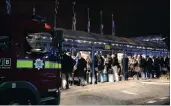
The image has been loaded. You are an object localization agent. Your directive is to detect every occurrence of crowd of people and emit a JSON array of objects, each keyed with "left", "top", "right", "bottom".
[{"left": 61, "top": 51, "right": 170, "bottom": 90}]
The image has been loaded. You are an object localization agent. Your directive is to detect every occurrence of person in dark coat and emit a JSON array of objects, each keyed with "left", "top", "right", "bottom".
[
  {"left": 94, "top": 53, "right": 99, "bottom": 84},
  {"left": 122, "top": 54, "right": 129, "bottom": 80},
  {"left": 75, "top": 52, "right": 87, "bottom": 86},
  {"left": 146, "top": 56, "right": 154, "bottom": 79},
  {"left": 112, "top": 54, "right": 119, "bottom": 82},
  {"left": 139, "top": 56, "right": 146, "bottom": 80},
  {"left": 154, "top": 56, "right": 160, "bottom": 78},
  {"left": 62, "top": 52, "right": 75, "bottom": 89},
  {"left": 107, "top": 55, "right": 113, "bottom": 72},
  {"left": 133, "top": 56, "right": 140, "bottom": 80},
  {"left": 85, "top": 55, "right": 92, "bottom": 84},
  {"left": 165, "top": 57, "right": 170, "bottom": 72},
  {"left": 105, "top": 54, "right": 112, "bottom": 82},
  {"left": 160, "top": 57, "right": 165, "bottom": 67},
  {"left": 97, "top": 54, "right": 104, "bottom": 71},
  {"left": 66, "top": 52, "right": 76, "bottom": 86},
  {"left": 97, "top": 54, "right": 104, "bottom": 82}
]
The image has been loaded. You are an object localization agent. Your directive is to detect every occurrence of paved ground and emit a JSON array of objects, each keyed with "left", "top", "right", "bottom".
[{"left": 60, "top": 79, "right": 170, "bottom": 105}]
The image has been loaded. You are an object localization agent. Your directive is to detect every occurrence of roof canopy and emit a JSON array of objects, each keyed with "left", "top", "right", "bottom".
[{"left": 55, "top": 28, "right": 167, "bottom": 49}]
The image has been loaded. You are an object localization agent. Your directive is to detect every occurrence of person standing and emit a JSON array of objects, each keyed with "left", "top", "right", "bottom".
[
  {"left": 154, "top": 56, "right": 160, "bottom": 78},
  {"left": 97, "top": 54, "right": 104, "bottom": 83},
  {"left": 112, "top": 54, "right": 119, "bottom": 82},
  {"left": 75, "top": 52, "right": 87, "bottom": 86},
  {"left": 144, "top": 56, "right": 148, "bottom": 79},
  {"left": 160, "top": 57, "right": 165, "bottom": 69},
  {"left": 139, "top": 55, "right": 146, "bottom": 80},
  {"left": 133, "top": 56, "right": 140, "bottom": 80},
  {"left": 94, "top": 53, "right": 99, "bottom": 84},
  {"left": 165, "top": 57, "right": 170, "bottom": 72},
  {"left": 146, "top": 56, "right": 153, "bottom": 79},
  {"left": 122, "top": 54, "right": 129, "bottom": 80},
  {"left": 85, "top": 55, "right": 92, "bottom": 84},
  {"left": 62, "top": 52, "right": 75, "bottom": 89},
  {"left": 104, "top": 54, "right": 112, "bottom": 82},
  {"left": 66, "top": 52, "right": 76, "bottom": 86},
  {"left": 130, "top": 56, "right": 136, "bottom": 77},
  {"left": 61, "top": 52, "right": 69, "bottom": 90}
]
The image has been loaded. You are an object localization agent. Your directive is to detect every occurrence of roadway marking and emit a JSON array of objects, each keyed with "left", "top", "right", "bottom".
[
  {"left": 159, "top": 97, "right": 168, "bottom": 100},
  {"left": 62, "top": 84, "right": 117, "bottom": 95},
  {"left": 146, "top": 97, "right": 169, "bottom": 104},
  {"left": 121, "top": 90, "right": 138, "bottom": 95},
  {"left": 146, "top": 100, "right": 157, "bottom": 103},
  {"left": 141, "top": 82, "right": 170, "bottom": 85}
]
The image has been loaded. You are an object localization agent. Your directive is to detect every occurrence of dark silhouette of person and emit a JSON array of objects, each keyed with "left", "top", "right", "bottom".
[
  {"left": 75, "top": 52, "right": 87, "bottom": 86},
  {"left": 62, "top": 52, "right": 75, "bottom": 89},
  {"left": 146, "top": 56, "right": 154, "bottom": 78}
]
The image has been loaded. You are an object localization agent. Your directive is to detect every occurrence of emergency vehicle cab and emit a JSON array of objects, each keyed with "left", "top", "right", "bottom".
[{"left": 0, "top": 14, "right": 63, "bottom": 105}]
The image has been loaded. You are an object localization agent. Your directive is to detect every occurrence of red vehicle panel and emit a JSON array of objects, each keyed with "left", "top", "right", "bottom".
[{"left": 0, "top": 15, "right": 62, "bottom": 105}]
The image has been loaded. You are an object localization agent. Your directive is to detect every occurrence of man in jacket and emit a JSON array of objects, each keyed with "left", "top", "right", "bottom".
[
  {"left": 75, "top": 52, "right": 87, "bottom": 86},
  {"left": 165, "top": 57, "right": 170, "bottom": 72},
  {"left": 112, "top": 54, "right": 119, "bottom": 82},
  {"left": 139, "top": 55, "right": 146, "bottom": 80},
  {"left": 154, "top": 56, "right": 160, "bottom": 78},
  {"left": 94, "top": 53, "right": 99, "bottom": 84},
  {"left": 122, "top": 54, "right": 129, "bottom": 80},
  {"left": 97, "top": 54, "right": 104, "bottom": 83},
  {"left": 66, "top": 52, "right": 76, "bottom": 86},
  {"left": 62, "top": 52, "right": 75, "bottom": 89},
  {"left": 146, "top": 56, "right": 153, "bottom": 79},
  {"left": 105, "top": 54, "right": 112, "bottom": 82}
]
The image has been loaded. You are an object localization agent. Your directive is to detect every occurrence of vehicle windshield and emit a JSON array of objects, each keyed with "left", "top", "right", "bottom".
[{"left": 26, "top": 32, "right": 52, "bottom": 53}]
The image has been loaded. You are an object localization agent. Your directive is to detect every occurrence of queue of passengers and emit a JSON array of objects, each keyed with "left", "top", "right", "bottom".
[{"left": 61, "top": 51, "right": 170, "bottom": 90}]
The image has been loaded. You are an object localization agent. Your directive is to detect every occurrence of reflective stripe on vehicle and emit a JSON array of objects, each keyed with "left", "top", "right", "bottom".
[
  {"left": 16, "top": 59, "right": 61, "bottom": 69},
  {"left": 45, "top": 61, "right": 61, "bottom": 69},
  {"left": 16, "top": 60, "right": 33, "bottom": 68}
]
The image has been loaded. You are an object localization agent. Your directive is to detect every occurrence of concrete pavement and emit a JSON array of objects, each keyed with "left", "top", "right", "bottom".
[{"left": 60, "top": 79, "right": 170, "bottom": 105}]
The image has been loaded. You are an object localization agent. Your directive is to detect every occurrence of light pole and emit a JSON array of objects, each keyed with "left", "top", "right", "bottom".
[{"left": 54, "top": 0, "right": 59, "bottom": 29}]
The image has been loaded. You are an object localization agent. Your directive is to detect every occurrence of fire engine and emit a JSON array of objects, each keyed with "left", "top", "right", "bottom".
[{"left": 0, "top": 14, "right": 63, "bottom": 105}]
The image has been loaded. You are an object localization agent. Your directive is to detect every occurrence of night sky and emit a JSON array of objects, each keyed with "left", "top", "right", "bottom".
[{"left": 1, "top": 0, "right": 170, "bottom": 38}]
